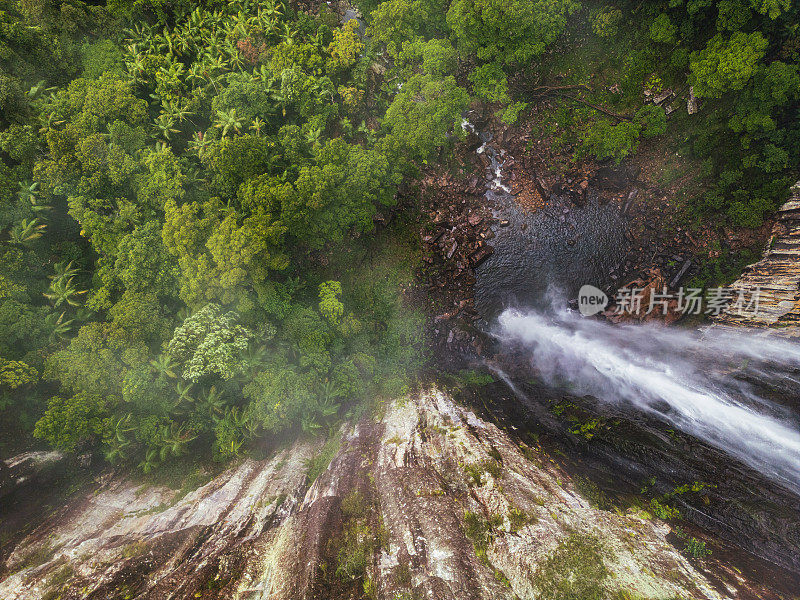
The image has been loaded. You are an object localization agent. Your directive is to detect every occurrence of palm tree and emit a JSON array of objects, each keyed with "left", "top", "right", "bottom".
[
  {"left": 105, "top": 414, "right": 134, "bottom": 463},
  {"left": 158, "top": 422, "right": 197, "bottom": 461},
  {"left": 44, "top": 311, "right": 75, "bottom": 343},
  {"left": 50, "top": 260, "right": 79, "bottom": 282},
  {"left": 195, "top": 385, "right": 225, "bottom": 421},
  {"left": 153, "top": 114, "right": 179, "bottom": 141},
  {"left": 43, "top": 277, "right": 86, "bottom": 308},
  {"left": 214, "top": 108, "right": 242, "bottom": 138},
  {"left": 125, "top": 22, "right": 155, "bottom": 47},
  {"left": 175, "top": 381, "right": 195, "bottom": 404},
  {"left": 17, "top": 181, "right": 50, "bottom": 214},
  {"left": 206, "top": 53, "right": 229, "bottom": 76},
  {"left": 9, "top": 218, "right": 46, "bottom": 245},
  {"left": 261, "top": 0, "right": 285, "bottom": 22},
  {"left": 250, "top": 117, "right": 266, "bottom": 135},
  {"left": 187, "top": 62, "right": 207, "bottom": 87},
  {"left": 189, "top": 131, "right": 212, "bottom": 157},
  {"left": 305, "top": 126, "right": 322, "bottom": 149},
  {"left": 17, "top": 181, "right": 38, "bottom": 203},
  {"left": 124, "top": 44, "right": 148, "bottom": 84},
  {"left": 157, "top": 25, "right": 179, "bottom": 57},
  {"left": 280, "top": 22, "right": 298, "bottom": 45},
  {"left": 26, "top": 80, "right": 48, "bottom": 102},
  {"left": 223, "top": 38, "right": 244, "bottom": 71},
  {"left": 162, "top": 99, "right": 194, "bottom": 124},
  {"left": 150, "top": 353, "right": 178, "bottom": 379},
  {"left": 187, "top": 7, "right": 208, "bottom": 33}
]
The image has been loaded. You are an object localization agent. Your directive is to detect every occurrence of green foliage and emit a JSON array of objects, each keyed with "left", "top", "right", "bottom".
[
  {"left": 367, "top": 0, "right": 448, "bottom": 53},
  {"left": 580, "top": 105, "right": 666, "bottom": 163},
  {"left": 593, "top": 7, "right": 623, "bottom": 38},
  {"left": 319, "top": 281, "right": 344, "bottom": 325},
  {"left": 446, "top": 0, "right": 581, "bottom": 65},
  {"left": 463, "top": 509, "right": 503, "bottom": 564},
  {"left": 382, "top": 73, "right": 469, "bottom": 162},
  {"left": 634, "top": 104, "right": 667, "bottom": 138},
  {"left": 335, "top": 489, "right": 382, "bottom": 586},
  {"left": 167, "top": 304, "right": 252, "bottom": 382},
  {"left": 0, "top": 358, "right": 38, "bottom": 390},
  {"left": 396, "top": 38, "right": 457, "bottom": 77},
  {"left": 447, "top": 0, "right": 580, "bottom": 64},
  {"left": 689, "top": 32, "right": 768, "bottom": 98},
  {"left": 532, "top": 533, "right": 609, "bottom": 600},
  {"left": 649, "top": 498, "right": 681, "bottom": 520},
  {"left": 579, "top": 119, "right": 642, "bottom": 163},
  {"left": 33, "top": 392, "right": 109, "bottom": 452},
  {"left": 674, "top": 525, "right": 713, "bottom": 557},
  {"left": 285, "top": 138, "right": 399, "bottom": 247},
  {"left": 683, "top": 536, "right": 712, "bottom": 558},
  {"left": 328, "top": 20, "right": 364, "bottom": 71},
  {"left": 649, "top": 13, "right": 676, "bottom": 44},
  {"left": 469, "top": 62, "right": 511, "bottom": 104},
  {"left": 0, "top": 0, "right": 431, "bottom": 469}
]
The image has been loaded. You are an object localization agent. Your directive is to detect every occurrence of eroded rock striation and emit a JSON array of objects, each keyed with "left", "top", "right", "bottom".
[
  {"left": 715, "top": 181, "right": 800, "bottom": 331},
  {"left": 1, "top": 389, "right": 752, "bottom": 600}
]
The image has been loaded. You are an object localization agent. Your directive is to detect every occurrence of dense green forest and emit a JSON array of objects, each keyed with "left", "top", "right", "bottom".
[{"left": 0, "top": 0, "right": 797, "bottom": 472}]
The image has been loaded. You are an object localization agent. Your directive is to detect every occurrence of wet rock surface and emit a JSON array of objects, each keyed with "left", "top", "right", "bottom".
[
  {"left": 1, "top": 389, "right": 774, "bottom": 600},
  {"left": 0, "top": 451, "right": 63, "bottom": 502}
]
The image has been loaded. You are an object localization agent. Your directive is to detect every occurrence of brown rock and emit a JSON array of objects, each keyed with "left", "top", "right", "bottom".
[{"left": 469, "top": 246, "right": 494, "bottom": 266}]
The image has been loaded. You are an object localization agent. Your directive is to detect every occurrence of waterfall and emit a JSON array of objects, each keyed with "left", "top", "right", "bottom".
[{"left": 496, "top": 307, "right": 800, "bottom": 495}]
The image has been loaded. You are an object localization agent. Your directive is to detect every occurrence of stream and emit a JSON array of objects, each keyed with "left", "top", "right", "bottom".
[
  {"left": 468, "top": 123, "right": 627, "bottom": 315},
  {"left": 463, "top": 119, "right": 800, "bottom": 579}
]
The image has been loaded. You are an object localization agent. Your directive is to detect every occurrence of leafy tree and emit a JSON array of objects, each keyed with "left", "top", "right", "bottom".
[
  {"left": 469, "top": 62, "right": 511, "bottom": 104},
  {"left": 206, "top": 134, "right": 277, "bottom": 198},
  {"left": 634, "top": 105, "right": 667, "bottom": 138},
  {"left": 0, "top": 358, "right": 38, "bottom": 390},
  {"left": 367, "top": 0, "right": 448, "bottom": 54},
  {"left": 649, "top": 13, "right": 676, "bottom": 44},
  {"left": 114, "top": 221, "right": 179, "bottom": 297},
  {"left": 162, "top": 197, "right": 228, "bottom": 307},
  {"left": 167, "top": 304, "right": 253, "bottom": 381},
  {"left": 244, "top": 366, "right": 315, "bottom": 433},
  {"left": 327, "top": 20, "right": 364, "bottom": 71},
  {"left": 396, "top": 38, "right": 457, "bottom": 77},
  {"left": 579, "top": 119, "right": 642, "bottom": 163},
  {"left": 283, "top": 138, "right": 399, "bottom": 247},
  {"left": 44, "top": 322, "right": 138, "bottom": 397},
  {"left": 212, "top": 72, "right": 277, "bottom": 126},
  {"left": 382, "top": 73, "right": 469, "bottom": 162},
  {"left": 446, "top": 0, "right": 580, "bottom": 65},
  {"left": 319, "top": 280, "right": 344, "bottom": 325},
  {"left": 689, "top": 32, "right": 769, "bottom": 97},
  {"left": 33, "top": 392, "right": 110, "bottom": 453},
  {"left": 593, "top": 6, "right": 623, "bottom": 38}
]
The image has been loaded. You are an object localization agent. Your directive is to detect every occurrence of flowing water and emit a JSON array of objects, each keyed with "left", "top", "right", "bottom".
[
  {"left": 496, "top": 306, "right": 800, "bottom": 496},
  {"left": 458, "top": 123, "right": 800, "bottom": 576},
  {"left": 463, "top": 122, "right": 800, "bottom": 498},
  {"left": 468, "top": 125, "right": 627, "bottom": 316}
]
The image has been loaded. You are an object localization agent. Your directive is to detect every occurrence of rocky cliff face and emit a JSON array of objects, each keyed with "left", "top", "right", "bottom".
[
  {"left": 0, "top": 389, "right": 774, "bottom": 600},
  {"left": 715, "top": 181, "right": 800, "bottom": 331}
]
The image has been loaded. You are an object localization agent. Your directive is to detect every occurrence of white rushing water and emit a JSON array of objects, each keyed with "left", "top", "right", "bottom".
[{"left": 497, "top": 307, "right": 800, "bottom": 494}]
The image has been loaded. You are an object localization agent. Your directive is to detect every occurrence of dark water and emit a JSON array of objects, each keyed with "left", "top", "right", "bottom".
[
  {"left": 461, "top": 125, "right": 800, "bottom": 586},
  {"left": 472, "top": 146, "right": 627, "bottom": 316}
]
